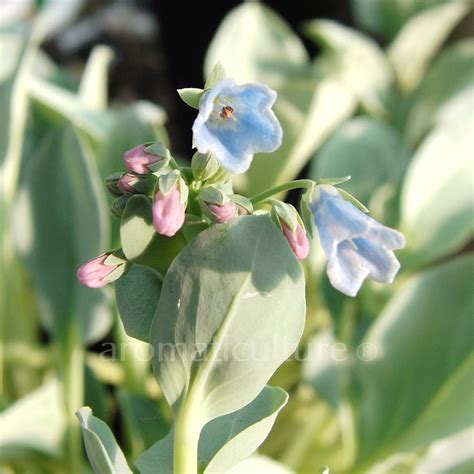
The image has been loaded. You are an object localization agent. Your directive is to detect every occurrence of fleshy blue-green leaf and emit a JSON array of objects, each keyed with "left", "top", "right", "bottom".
[
  {"left": 151, "top": 214, "right": 305, "bottom": 429},
  {"left": 135, "top": 386, "right": 288, "bottom": 474},
  {"left": 76, "top": 407, "right": 132, "bottom": 474},
  {"left": 115, "top": 263, "right": 162, "bottom": 342},
  {"left": 120, "top": 195, "right": 187, "bottom": 276},
  {"left": 387, "top": 0, "right": 471, "bottom": 92}
]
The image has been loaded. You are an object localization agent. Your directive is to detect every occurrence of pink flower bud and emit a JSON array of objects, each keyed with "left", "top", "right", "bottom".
[
  {"left": 282, "top": 222, "right": 310, "bottom": 261},
  {"left": 117, "top": 173, "right": 139, "bottom": 194},
  {"left": 207, "top": 201, "right": 238, "bottom": 223},
  {"left": 152, "top": 187, "right": 185, "bottom": 237},
  {"left": 77, "top": 253, "right": 118, "bottom": 288},
  {"left": 123, "top": 144, "right": 161, "bottom": 174}
]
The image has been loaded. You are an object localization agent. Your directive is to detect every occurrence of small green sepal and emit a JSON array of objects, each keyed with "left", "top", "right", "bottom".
[
  {"left": 177, "top": 88, "right": 205, "bottom": 109},
  {"left": 336, "top": 187, "right": 369, "bottom": 213},
  {"left": 204, "top": 62, "right": 226, "bottom": 89}
]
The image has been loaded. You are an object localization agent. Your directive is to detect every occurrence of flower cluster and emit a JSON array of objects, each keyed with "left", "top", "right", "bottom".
[{"left": 78, "top": 68, "right": 405, "bottom": 297}]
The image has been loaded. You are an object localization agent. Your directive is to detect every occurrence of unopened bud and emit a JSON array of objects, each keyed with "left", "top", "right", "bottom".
[
  {"left": 191, "top": 152, "right": 220, "bottom": 181},
  {"left": 281, "top": 221, "right": 310, "bottom": 260},
  {"left": 118, "top": 173, "right": 139, "bottom": 194},
  {"left": 77, "top": 251, "right": 127, "bottom": 288},
  {"left": 152, "top": 187, "right": 186, "bottom": 237},
  {"left": 206, "top": 201, "right": 238, "bottom": 223},
  {"left": 123, "top": 144, "right": 161, "bottom": 174}
]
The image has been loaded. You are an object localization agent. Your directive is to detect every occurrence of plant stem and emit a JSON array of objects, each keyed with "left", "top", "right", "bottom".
[
  {"left": 173, "top": 397, "right": 200, "bottom": 474},
  {"left": 61, "top": 321, "right": 84, "bottom": 474},
  {"left": 250, "top": 179, "right": 315, "bottom": 204}
]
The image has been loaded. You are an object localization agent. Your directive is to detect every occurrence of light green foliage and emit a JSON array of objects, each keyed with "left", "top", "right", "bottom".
[
  {"left": 0, "top": 380, "right": 65, "bottom": 461},
  {"left": 399, "top": 39, "right": 474, "bottom": 145},
  {"left": 313, "top": 117, "right": 411, "bottom": 206},
  {"left": 387, "top": 1, "right": 471, "bottom": 92},
  {"left": 401, "top": 119, "right": 473, "bottom": 267},
  {"left": 305, "top": 20, "right": 393, "bottom": 117},
  {"left": 305, "top": 256, "right": 474, "bottom": 469},
  {"left": 76, "top": 407, "right": 132, "bottom": 474},
  {"left": 353, "top": 255, "right": 474, "bottom": 466},
  {"left": 204, "top": 2, "right": 307, "bottom": 84},
  {"left": 12, "top": 126, "right": 112, "bottom": 343},
  {"left": 352, "top": 0, "right": 453, "bottom": 40}
]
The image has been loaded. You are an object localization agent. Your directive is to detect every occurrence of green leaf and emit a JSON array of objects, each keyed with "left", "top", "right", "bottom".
[
  {"left": 12, "top": 126, "right": 113, "bottom": 343},
  {"left": 115, "top": 263, "right": 162, "bottom": 342},
  {"left": 28, "top": 75, "right": 112, "bottom": 140},
  {"left": 414, "top": 428, "right": 474, "bottom": 474},
  {"left": 150, "top": 214, "right": 305, "bottom": 426},
  {"left": 204, "top": 62, "right": 226, "bottom": 89},
  {"left": 0, "top": 26, "right": 29, "bottom": 165},
  {"left": 235, "top": 77, "right": 355, "bottom": 195},
  {"left": 312, "top": 117, "right": 411, "bottom": 205},
  {"left": 227, "top": 455, "right": 294, "bottom": 474},
  {"left": 202, "top": 386, "right": 288, "bottom": 473},
  {"left": 204, "top": 2, "right": 307, "bottom": 84},
  {"left": 303, "top": 329, "right": 348, "bottom": 409},
  {"left": 79, "top": 45, "right": 114, "bottom": 110},
  {"left": 352, "top": 0, "right": 452, "bottom": 40},
  {"left": 118, "top": 391, "right": 170, "bottom": 457},
  {"left": 177, "top": 87, "right": 204, "bottom": 109},
  {"left": 400, "top": 119, "right": 473, "bottom": 267},
  {"left": 0, "top": 380, "right": 65, "bottom": 461},
  {"left": 350, "top": 256, "right": 474, "bottom": 467},
  {"left": 84, "top": 362, "right": 109, "bottom": 423},
  {"left": 135, "top": 386, "right": 288, "bottom": 474},
  {"left": 399, "top": 39, "right": 474, "bottom": 145},
  {"left": 387, "top": 1, "right": 471, "bottom": 92},
  {"left": 120, "top": 195, "right": 187, "bottom": 276},
  {"left": 76, "top": 407, "right": 132, "bottom": 474},
  {"left": 304, "top": 20, "right": 393, "bottom": 117}
]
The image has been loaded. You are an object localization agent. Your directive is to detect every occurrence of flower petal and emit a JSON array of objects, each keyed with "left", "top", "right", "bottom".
[
  {"left": 192, "top": 79, "right": 282, "bottom": 174},
  {"left": 327, "top": 241, "right": 370, "bottom": 297},
  {"left": 352, "top": 237, "right": 401, "bottom": 283}
]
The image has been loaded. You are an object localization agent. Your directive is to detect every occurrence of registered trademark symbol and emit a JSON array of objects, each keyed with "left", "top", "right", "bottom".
[{"left": 357, "top": 343, "right": 378, "bottom": 361}]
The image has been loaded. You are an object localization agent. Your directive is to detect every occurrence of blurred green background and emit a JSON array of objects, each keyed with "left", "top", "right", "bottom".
[{"left": 0, "top": 1, "right": 473, "bottom": 473}]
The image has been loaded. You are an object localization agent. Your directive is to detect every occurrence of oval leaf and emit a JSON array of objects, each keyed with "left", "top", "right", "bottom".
[{"left": 76, "top": 407, "right": 132, "bottom": 474}]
